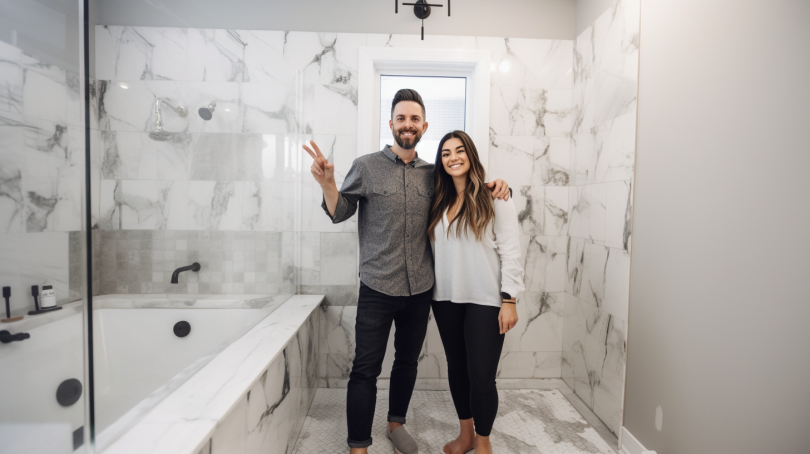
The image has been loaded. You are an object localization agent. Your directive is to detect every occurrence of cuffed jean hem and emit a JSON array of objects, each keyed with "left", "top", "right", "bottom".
[
  {"left": 347, "top": 437, "right": 372, "bottom": 448},
  {"left": 387, "top": 413, "right": 407, "bottom": 424}
]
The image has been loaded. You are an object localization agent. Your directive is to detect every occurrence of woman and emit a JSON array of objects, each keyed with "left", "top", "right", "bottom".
[{"left": 428, "top": 130, "right": 525, "bottom": 454}]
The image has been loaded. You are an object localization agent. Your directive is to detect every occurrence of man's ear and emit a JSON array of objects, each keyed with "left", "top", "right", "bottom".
[
  {"left": 422, "top": 120, "right": 429, "bottom": 133},
  {"left": 389, "top": 119, "right": 394, "bottom": 131}
]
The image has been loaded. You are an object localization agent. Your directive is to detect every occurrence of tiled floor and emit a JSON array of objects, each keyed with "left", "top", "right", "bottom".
[{"left": 292, "top": 388, "right": 616, "bottom": 453}]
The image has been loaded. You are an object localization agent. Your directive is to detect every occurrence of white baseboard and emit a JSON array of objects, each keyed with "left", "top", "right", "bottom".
[{"left": 621, "top": 426, "right": 656, "bottom": 454}]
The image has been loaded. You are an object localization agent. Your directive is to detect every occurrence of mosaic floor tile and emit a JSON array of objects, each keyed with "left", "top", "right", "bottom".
[{"left": 292, "top": 389, "right": 616, "bottom": 453}]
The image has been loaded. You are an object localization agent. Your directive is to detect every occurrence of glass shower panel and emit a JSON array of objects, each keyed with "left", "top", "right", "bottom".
[{"left": 0, "top": 0, "right": 93, "bottom": 453}]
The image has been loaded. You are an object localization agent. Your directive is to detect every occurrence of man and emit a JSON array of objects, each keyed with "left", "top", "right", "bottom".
[{"left": 303, "top": 89, "right": 509, "bottom": 454}]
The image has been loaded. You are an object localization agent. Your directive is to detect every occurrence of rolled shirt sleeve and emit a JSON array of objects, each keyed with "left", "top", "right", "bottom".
[
  {"left": 493, "top": 198, "right": 526, "bottom": 298},
  {"left": 321, "top": 159, "right": 367, "bottom": 223}
]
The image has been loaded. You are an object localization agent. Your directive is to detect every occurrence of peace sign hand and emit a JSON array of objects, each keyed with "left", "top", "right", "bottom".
[{"left": 303, "top": 141, "right": 335, "bottom": 187}]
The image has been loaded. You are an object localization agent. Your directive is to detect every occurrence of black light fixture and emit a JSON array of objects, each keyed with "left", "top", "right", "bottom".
[{"left": 395, "top": 0, "right": 451, "bottom": 40}]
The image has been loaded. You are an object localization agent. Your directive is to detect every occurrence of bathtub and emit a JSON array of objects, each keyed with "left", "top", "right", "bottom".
[{"left": 0, "top": 293, "right": 319, "bottom": 454}]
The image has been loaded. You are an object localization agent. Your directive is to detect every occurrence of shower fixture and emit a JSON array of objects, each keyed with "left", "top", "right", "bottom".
[
  {"left": 198, "top": 102, "right": 217, "bottom": 121},
  {"left": 149, "top": 98, "right": 187, "bottom": 141},
  {"left": 395, "top": 0, "right": 450, "bottom": 40}
]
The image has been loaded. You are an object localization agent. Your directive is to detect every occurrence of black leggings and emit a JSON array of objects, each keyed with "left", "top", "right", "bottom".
[{"left": 431, "top": 300, "right": 505, "bottom": 437}]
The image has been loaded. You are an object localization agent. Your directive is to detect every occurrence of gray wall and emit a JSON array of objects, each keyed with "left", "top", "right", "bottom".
[
  {"left": 624, "top": 1, "right": 810, "bottom": 453},
  {"left": 97, "top": 0, "right": 576, "bottom": 40},
  {"left": 574, "top": 0, "right": 614, "bottom": 35}
]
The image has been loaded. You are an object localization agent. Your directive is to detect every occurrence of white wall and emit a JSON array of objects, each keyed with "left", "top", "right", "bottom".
[
  {"left": 624, "top": 1, "right": 810, "bottom": 452},
  {"left": 97, "top": 0, "right": 576, "bottom": 40}
]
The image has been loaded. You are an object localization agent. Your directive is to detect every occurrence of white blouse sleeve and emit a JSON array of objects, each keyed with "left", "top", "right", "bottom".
[{"left": 492, "top": 198, "right": 525, "bottom": 298}]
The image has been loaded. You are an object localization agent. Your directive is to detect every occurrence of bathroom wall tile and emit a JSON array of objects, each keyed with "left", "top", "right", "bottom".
[
  {"left": 605, "top": 179, "right": 632, "bottom": 250},
  {"left": 0, "top": 41, "right": 24, "bottom": 115},
  {"left": 188, "top": 29, "right": 248, "bottom": 82},
  {"left": 512, "top": 292, "right": 564, "bottom": 354},
  {"left": 568, "top": 184, "right": 590, "bottom": 240},
  {"left": 593, "top": 111, "right": 636, "bottom": 184},
  {"left": 313, "top": 84, "right": 357, "bottom": 135},
  {"left": 300, "top": 181, "right": 357, "bottom": 233},
  {"left": 523, "top": 236, "right": 568, "bottom": 294},
  {"left": 531, "top": 136, "right": 570, "bottom": 186},
  {"left": 319, "top": 306, "right": 356, "bottom": 378},
  {"left": 488, "top": 134, "right": 534, "bottom": 187},
  {"left": 0, "top": 115, "right": 26, "bottom": 234},
  {"left": 22, "top": 58, "right": 67, "bottom": 125},
  {"left": 238, "top": 30, "right": 297, "bottom": 85},
  {"left": 100, "top": 131, "right": 158, "bottom": 179},
  {"left": 565, "top": 236, "right": 586, "bottom": 297},
  {"left": 544, "top": 186, "right": 569, "bottom": 237},
  {"left": 189, "top": 133, "right": 264, "bottom": 181},
  {"left": 183, "top": 81, "right": 242, "bottom": 133},
  {"left": 581, "top": 242, "right": 609, "bottom": 308},
  {"left": 589, "top": 183, "right": 607, "bottom": 244},
  {"left": 187, "top": 181, "right": 243, "bottom": 230},
  {"left": 602, "top": 247, "right": 630, "bottom": 321},
  {"left": 241, "top": 82, "right": 304, "bottom": 134},
  {"left": 319, "top": 233, "right": 357, "bottom": 286},
  {"left": 513, "top": 185, "right": 544, "bottom": 236},
  {"left": 95, "top": 26, "right": 189, "bottom": 82}
]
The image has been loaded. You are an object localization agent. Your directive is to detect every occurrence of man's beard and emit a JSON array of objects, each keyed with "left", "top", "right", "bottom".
[{"left": 394, "top": 128, "right": 423, "bottom": 150}]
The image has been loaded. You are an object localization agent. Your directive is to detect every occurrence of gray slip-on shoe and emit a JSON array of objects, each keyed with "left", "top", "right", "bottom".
[{"left": 387, "top": 426, "right": 419, "bottom": 454}]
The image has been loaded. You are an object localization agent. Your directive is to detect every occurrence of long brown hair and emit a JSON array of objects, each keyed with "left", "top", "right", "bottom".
[{"left": 428, "top": 130, "right": 495, "bottom": 241}]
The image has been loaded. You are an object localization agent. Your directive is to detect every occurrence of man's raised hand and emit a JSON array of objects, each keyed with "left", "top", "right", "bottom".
[{"left": 303, "top": 141, "right": 335, "bottom": 187}]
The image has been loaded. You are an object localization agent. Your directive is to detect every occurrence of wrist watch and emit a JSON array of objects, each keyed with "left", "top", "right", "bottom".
[{"left": 501, "top": 292, "right": 516, "bottom": 304}]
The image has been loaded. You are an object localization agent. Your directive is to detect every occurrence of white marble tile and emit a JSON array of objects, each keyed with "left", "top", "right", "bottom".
[
  {"left": 589, "top": 183, "right": 607, "bottom": 244},
  {"left": 21, "top": 58, "right": 67, "bottom": 125},
  {"left": 187, "top": 181, "right": 243, "bottom": 230},
  {"left": 238, "top": 30, "right": 298, "bottom": 85},
  {"left": 484, "top": 38, "right": 574, "bottom": 90},
  {"left": 0, "top": 141, "right": 24, "bottom": 233},
  {"left": 514, "top": 185, "right": 544, "bottom": 236},
  {"left": 298, "top": 232, "right": 320, "bottom": 285},
  {"left": 568, "top": 184, "right": 590, "bottom": 240},
  {"left": 487, "top": 134, "right": 534, "bottom": 186},
  {"left": 183, "top": 82, "right": 242, "bottom": 133},
  {"left": 210, "top": 394, "right": 247, "bottom": 454},
  {"left": 544, "top": 186, "right": 569, "bottom": 236},
  {"left": 189, "top": 133, "right": 263, "bottom": 181},
  {"left": 241, "top": 82, "right": 303, "bottom": 134},
  {"left": 100, "top": 131, "right": 157, "bottom": 179},
  {"left": 515, "top": 291, "right": 564, "bottom": 354},
  {"left": 531, "top": 136, "right": 570, "bottom": 186},
  {"left": 605, "top": 180, "right": 632, "bottom": 250},
  {"left": 0, "top": 41, "right": 24, "bottom": 115},
  {"left": 593, "top": 111, "right": 636, "bottom": 184},
  {"left": 311, "top": 134, "right": 357, "bottom": 185},
  {"left": 319, "top": 306, "right": 356, "bottom": 378},
  {"left": 319, "top": 232, "right": 357, "bottom": 286},
  {"left": 581, "top": 242, "right": 609, "bottom": 308},
  {"left": 96, "top": 26, "right": 189, "bottom": 81},
  {"left": 523, "top": 236, "right": 568, "bottom": 294},
  {"left": 602, "top": 248, "right": 630, "bottom": 321},
  {"left": 313, "top": 84, "right": 357, "bottom": 135},
  {"left": 300, "top": 181, "right": 357, "bottom": 233},
  {"left": 188, "top": 29, "right": 248, "bottom": 82},
  {"left": 565, "top": 237, "right": 586, "bottom": 297}
]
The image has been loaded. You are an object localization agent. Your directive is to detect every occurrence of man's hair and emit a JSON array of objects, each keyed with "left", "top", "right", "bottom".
[{"left": 391, "top": 88, "right": 426, "bottom": 119}]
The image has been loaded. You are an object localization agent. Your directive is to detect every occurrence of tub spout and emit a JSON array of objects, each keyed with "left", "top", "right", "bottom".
[{"left": 171, "top": 262, "right": 201, "bottom": 284}]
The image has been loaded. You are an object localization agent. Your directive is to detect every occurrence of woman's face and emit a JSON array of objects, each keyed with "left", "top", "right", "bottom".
[{"left": 441, "top": 137, "right": 470, "bottom": 178}]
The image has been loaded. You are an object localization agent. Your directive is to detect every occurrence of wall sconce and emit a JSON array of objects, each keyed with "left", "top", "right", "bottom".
[{"left": 395, "top": 0, "right": 451, "bottom": 40}]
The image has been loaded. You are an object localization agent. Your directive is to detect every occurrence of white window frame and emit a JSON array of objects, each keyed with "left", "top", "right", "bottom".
[{"left": 357, "top": 47, "right": 491, "bottom": 169}]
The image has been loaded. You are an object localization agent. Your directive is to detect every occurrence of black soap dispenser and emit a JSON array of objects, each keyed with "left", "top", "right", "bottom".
[{"left": 27, "top": 285, "right": 61, "bottom": 315}]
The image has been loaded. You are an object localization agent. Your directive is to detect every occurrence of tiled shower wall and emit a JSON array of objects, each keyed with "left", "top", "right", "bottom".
[
  {"left": 0, "top": 40, "right": 85, "bottom": 316},
  {"left": 92, "top": 27, "right": 575, "bottom": 387},
  {"left": 563, "top": 0, "right": 640, "bottom": 436}
]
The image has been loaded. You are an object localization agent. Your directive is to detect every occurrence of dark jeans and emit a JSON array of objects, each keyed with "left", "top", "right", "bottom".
[
  {"left": 431, "top": 300, "right": 505, "bottom": 437},
  {"left": 346, "top": 282, "right": 432, "bottom": 448}
]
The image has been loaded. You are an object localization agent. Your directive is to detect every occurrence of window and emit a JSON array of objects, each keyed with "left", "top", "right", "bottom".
[{"left": 378, "top": 75, "right": 467, "bottom": 156}]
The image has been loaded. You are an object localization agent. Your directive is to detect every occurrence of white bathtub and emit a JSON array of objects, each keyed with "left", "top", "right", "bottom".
[
  {"left": 0, "top": 293, "right": 293, "bottom": 454},
  {"left": 92, "top": 294, "right": 291, "bottom": 450}
]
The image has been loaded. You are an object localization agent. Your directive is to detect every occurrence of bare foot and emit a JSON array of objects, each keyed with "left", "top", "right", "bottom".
[
  {"left": 443, "top": 435, "right": 475, "bottom": 454},
  {"left": 443, "top": 419, "right": 476, "bottom": 454},
  {"left": 474, "top": 434, "right": 493, "bottom": 454}
]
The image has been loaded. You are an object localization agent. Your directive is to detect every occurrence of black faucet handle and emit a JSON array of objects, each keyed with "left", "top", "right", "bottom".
[
  {"left": 31, "top": 285, "right": 38, "bottom": 297},
  {"left": 2, "top": 287, "right": 9, "bottom": 298},
  {"left": 0, "top": 330, "right": 31, "bottom": 344},
  {"left": 191, "top": 262, "right": 201, "bottom": 271}
]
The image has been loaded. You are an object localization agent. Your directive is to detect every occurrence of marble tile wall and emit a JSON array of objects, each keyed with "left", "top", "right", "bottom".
[
  {"left": 562, "top": 0, "right": 640, "bottom": 437},
  {"left": 93, "top": 26, "right": 578, "bottom": 387},
  {"left": 0, "top": 39, "right": 86, "bottom": 316},
  {"left": 194, "top": 307, "right": 319, "bottom": 454}
]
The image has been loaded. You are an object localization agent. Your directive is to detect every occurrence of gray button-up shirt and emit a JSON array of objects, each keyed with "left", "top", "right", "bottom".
[{"left": 322, "top": 146, "right": 435, "bottom": 296}]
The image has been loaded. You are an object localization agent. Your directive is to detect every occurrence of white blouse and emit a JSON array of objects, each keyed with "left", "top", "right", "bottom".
[{"left": 430, "top": 198, "right": 525, "bottom": 308}]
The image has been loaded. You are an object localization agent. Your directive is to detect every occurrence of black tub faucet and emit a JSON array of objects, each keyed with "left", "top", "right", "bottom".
[{"left": 171, "top": 262, "right": 201, "bottom": 284}]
